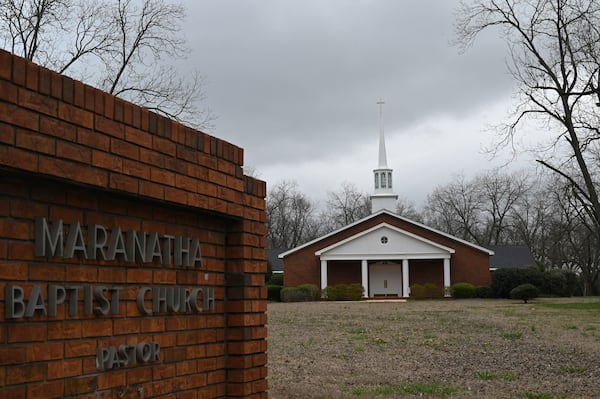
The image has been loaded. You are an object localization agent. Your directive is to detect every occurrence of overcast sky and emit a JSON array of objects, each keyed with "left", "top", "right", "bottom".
[{"left": 181, "top": 1, "right": 536, "bottom": 208}]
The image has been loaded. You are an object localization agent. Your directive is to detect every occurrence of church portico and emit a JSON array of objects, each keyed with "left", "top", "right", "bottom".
[
  {"left": 316, "top": 223, "right": 455, "bottom": 298},
  {"left": 319, "top": 255, "right": 452, "bottom": 298}
]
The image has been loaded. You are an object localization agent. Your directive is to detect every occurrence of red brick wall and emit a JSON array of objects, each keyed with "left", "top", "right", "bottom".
[
  {"left": 327, "top": 261, "right": 361, "bottom": 285},
  {"left": 0, "top": 50, "right": 267, "bottom": 398},
  {"left": 284, "top": 249, "right": 321, "bottom": 289},
  {"left": 409, "top": 260, "right": 444, "bottom": 296},
  {"left": 284, "top": 213, "right": 491, "bottom": 291}
]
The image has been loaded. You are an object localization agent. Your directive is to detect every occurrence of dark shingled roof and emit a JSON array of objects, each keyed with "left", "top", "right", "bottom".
[
  {"left": 487, "top": 245, "right": 535, "bottom": 269},
  {"left": 267, "top": 248, "right": 286, "bottom": 273}
]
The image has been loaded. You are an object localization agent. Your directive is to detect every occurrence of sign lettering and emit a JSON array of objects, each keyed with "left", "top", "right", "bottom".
[
  {"left": 35, "top": 218, "right": 203, "bottom": 267},
  {"left": 5, "top": 284, "right": 215, "bottom": 319}
]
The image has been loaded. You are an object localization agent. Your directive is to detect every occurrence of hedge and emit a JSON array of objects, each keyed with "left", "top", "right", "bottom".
[
  {"left": 410, "top": 283, "right": 439, "bottom": 299},
  {"left": 492, "top": 267, "right": 577, "bottom": 298},
  {"left": 424, "top": 283, "right": 439, "bottom": 298},
  {"left": 492, "top": 267, "right": 543, "bottom": 298},
  {"left": 281, "top": 284, "right": 320, "bottom": 302},
  {"left": 323, "top": 283, "right": 364, "bottom": 301},
  {"left": 541, "top": 269, "right": 578, "bottom": 297},
  {"left": 452, "top": 282, "right": 477, "bottom": 299},
  {"left": 267, "top": 285, "right": 283, "bottom": 301},
  {"left": 476, "top": 286, "right": 493, "bottom": 298}
]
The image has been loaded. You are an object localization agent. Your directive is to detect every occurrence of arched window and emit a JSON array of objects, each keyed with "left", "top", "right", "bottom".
[
  {"left": 388, "top": 172, "right": 392, "bottom": 188},
  {"left": 381, "top": 172, "right": 386, "bottom": 188},
  {"left": 374, "top": 173, "right": 379, "bottom": 189}
]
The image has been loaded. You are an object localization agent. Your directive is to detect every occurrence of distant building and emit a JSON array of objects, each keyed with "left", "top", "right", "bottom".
[
  {"left": 487, "top": 245, "right": 535, "bottom": 271},
  {"left": 267, "top": 248, "right": 285, "bottom": 274},
  {"left": 279, "top": 102, "right": 493, "bottom": 298}
]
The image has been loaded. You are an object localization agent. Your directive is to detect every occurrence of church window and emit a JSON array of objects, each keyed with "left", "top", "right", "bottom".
[
  {"left": 381, "top": 172, "right": 386, "bottom": 188},
  {"left": 388, "top": 172, "right": 392, "bottom": 188},
  {"left": 380, "top": 236, "right": 388, "bottom": 244},
  {"left": 375, "top": 173, "right": 379, "bottom": 189}
]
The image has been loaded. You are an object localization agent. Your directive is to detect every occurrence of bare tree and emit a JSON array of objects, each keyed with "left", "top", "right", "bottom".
[
  {"left": 424, "top": 171, "right": 531, "bottom": 246},
  {"left": 323, "top": 182, "right": 371, "bottom": 230},
  {"left": 455, "top": 0, "right": 600, "bottom": 245},
  {"left": 0, "top": 0, "right": 213, "bottom": 130},
  {"left": 565, "top": 223, "right": 600, "bottom": 295},
  {"left": 476, "top": 170, "right": 531, "bottom": 245},
  {"left": 510, "top": 177, "right": 559, "bottom": 268},
  {"left": 396, "top": 197, "right": 423, "bottom": 222},
  {"left": 424, "top": 174, "right": 483, "bottom": 244},
  {"left": 507, "top": 169, "right": 600, "bottom": 293},
  {"left": 0, "top": 0, "right": 68, "bottom": 61},
  {"left": 266, "top": 181, "right": 320, "bottom": 249},
  {"left": 549, "top": 176, "right": 600, "bottom": 294}
]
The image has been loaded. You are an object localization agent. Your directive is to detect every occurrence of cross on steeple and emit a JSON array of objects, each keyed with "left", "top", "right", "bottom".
[{"left": 370, "top": 99, "right": 398, "bottom": 213}]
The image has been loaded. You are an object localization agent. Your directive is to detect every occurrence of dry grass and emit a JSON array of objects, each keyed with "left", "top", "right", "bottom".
[{"left": 266, "top": 298, "right": 600, "bottom": 399}]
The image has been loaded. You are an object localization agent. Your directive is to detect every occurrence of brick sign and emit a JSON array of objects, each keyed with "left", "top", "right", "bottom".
[{"left": 0, "top": 50, "right": 268, "bottom": 398}]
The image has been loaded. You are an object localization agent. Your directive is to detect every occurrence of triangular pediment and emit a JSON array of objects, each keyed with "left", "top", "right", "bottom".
[
  {"left": 279, "top": 210, "right": 493, "bottom": 260},
  {"left": 315, "top": 223, "right": 454, "bottom": 260}
]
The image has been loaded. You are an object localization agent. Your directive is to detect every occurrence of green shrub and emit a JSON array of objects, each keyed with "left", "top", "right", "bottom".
[
  {"left": 541, "top": 269, "right": 565, "bottom": 297},
  {"left": 281, "top": 284, "right": 320, "bottom": 302},
  {"left": 323, "top": 283, "right": 364, "bottom": 301},
  {"left": 563, "top": 270, "right": 580, "bottom": 296},
  {"left": 541, "top": 269, "right": 577, "bottom": 297},
  {"left": 409, "top": 284, "right": 426, "bottom": 299},
  {"left": 280, "top": 287, "right": 311, "bottom": 302},
  {"left": 476, "top": 286, "right": 493, "bottom": 298},
  {"left": 452, "top": 282, "right": 477, "bottom": 299},
  {"left": 408, "top": 283, "right": 440, "bottom": 299},
  {"left": 268, "top": 273, "right": 284, "bottom": 286},
  {"left": 492, "top": 267, "right": 543, "bottom": 298},
  {"left": 296, "top": 284, "right": 320, "bottom": 300},
  {"left": 267, "top": 285, "right": 283, "bottom": 301},
  {"left": 424, "top": 283, "right": 439, "bottom": 298},
  {"left": 510, "top": 283, "right": 539, "bottom": 303},
  {"left": 493, "top": 267, "right": 578, "bottom": 298}
]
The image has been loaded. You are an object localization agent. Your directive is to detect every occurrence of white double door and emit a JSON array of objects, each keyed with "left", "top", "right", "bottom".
[{"left": 369, "top": 262, "right": 403, "bottom": 296}]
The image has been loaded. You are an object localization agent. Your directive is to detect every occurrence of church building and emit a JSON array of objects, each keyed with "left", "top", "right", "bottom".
[{"left": 279, "top": 103, "right": 493, "bottom": 298}]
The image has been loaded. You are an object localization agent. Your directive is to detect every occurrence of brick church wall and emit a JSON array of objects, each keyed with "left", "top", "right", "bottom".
[
  {"left": 0, "top": 50, "right": 268, "bottom": 399},
  {"left": 284, "top": 212, "right": 491, "bottom": 291},
  {"left": 409, "top": 260, "right": 445, "bottom": 295},
  {"left": 327, "top": 261, "right": 361, "bottom": 285}
]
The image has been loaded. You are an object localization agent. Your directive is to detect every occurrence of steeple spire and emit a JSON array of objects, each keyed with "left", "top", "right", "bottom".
[
  {"left": 377, "top": 99, "right": 388, "bottom": 168},
  {"left": 370, "top": 99, "right": 398, "bottom": 213}
]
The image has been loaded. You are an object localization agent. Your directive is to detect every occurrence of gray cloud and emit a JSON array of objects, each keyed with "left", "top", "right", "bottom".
[{"left": 180, "top": 0, "right": 520, "bottom": 204}]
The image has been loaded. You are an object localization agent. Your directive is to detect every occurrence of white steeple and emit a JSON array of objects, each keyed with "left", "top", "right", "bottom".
[
  {"left": 378, "top": 100, "right": 388, "bottom": 169},
  {"left": 370, "top": 99, "right": 398, "bottom": 213}
]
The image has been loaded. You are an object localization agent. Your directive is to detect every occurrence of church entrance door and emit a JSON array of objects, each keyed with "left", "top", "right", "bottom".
[{"left": 369, "top": 262, "right": 402, "bottom": 297}]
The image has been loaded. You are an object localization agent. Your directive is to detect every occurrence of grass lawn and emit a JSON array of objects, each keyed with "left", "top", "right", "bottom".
[{"left": 266, "top": 298, "right": 600, "bottom": 398}]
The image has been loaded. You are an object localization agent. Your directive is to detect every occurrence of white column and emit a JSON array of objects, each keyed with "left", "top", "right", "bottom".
[
  {"left": 361, "top": 259, "right": 369, "bottom": 298},
  {"left": 402, "top": 259, "right": 409, "bottom": 297},
  {"left": 443, "top": 258, "right": 451, "bottom": 297},
  {"left": 320, "top": 259, "right": 328, "bottom": 290}
]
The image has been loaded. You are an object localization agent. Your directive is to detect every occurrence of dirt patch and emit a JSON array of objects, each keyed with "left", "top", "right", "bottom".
[{"left": 266, "top": 298, "right": 600, "bottom": 398}]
